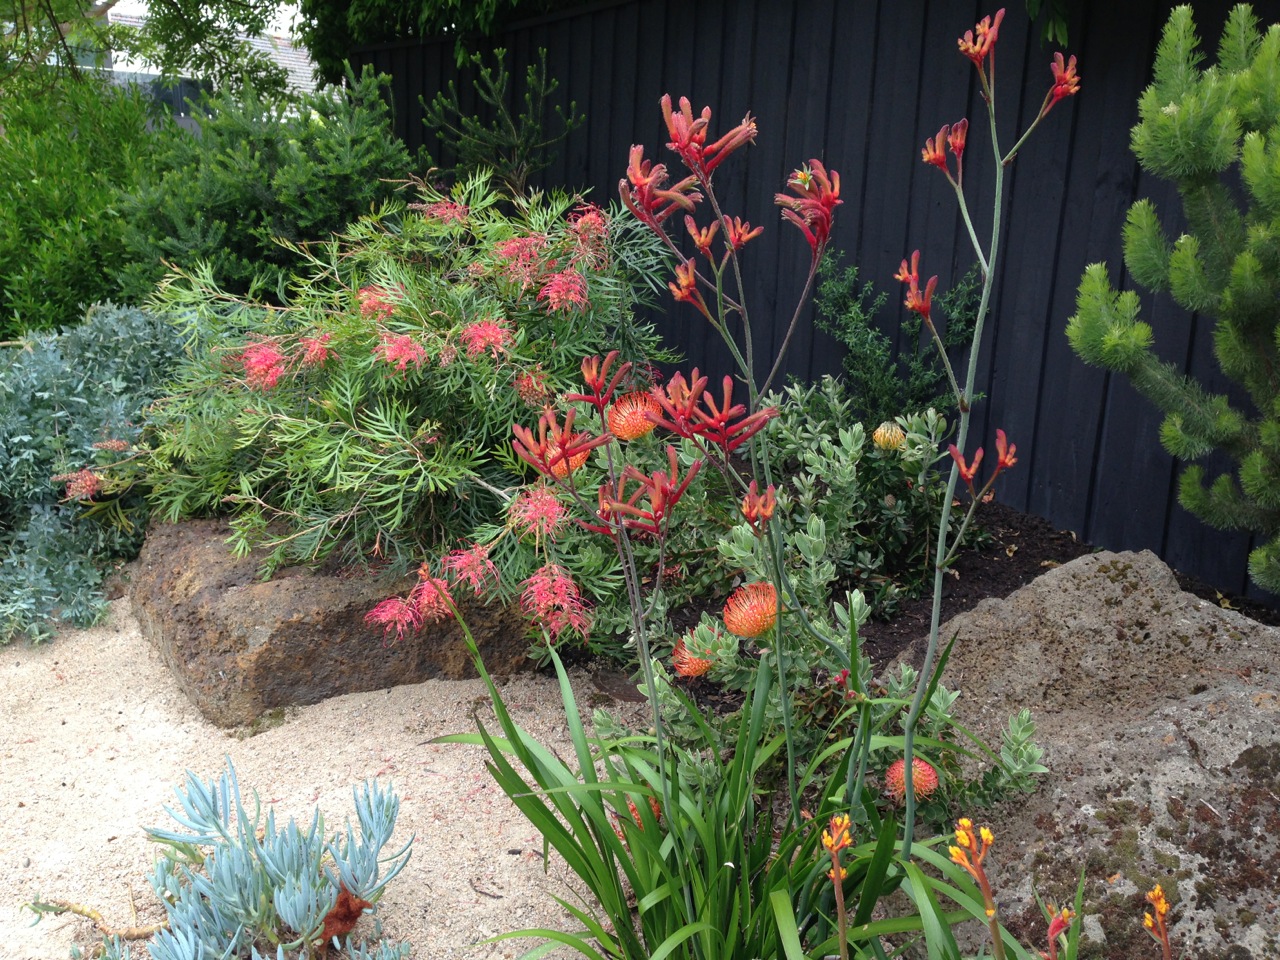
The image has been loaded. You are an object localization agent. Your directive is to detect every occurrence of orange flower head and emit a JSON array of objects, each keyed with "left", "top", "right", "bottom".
[
  {"left": 922, "top": 124, "right": 950, "bottom": 171},
  {"left": 1048, "top": 52, "right": 1081, "bottom": 107},
  {"left": 740, "top": 480, "right": 777, "bottom": 532},
  {"left": 548, "top": 436, "right": 592, "bottom": 478},
  {"left": 723, "top": 582, "right": 778, "bottom": 638},
  {"left": 958, "top": 8, "right": 1006, "bottom": 70},
  {"left": 822, "top": 814, "right": 852, "bottom": 854},
  {"left": 608, "top": 392, "right": 661, "bottom": 441},
  {"left": 672, "top": 636, "right": 715, "bottom": 678},
  {"left": 884, "top": 757, "right": 940, "bottom": 802},
  {"left": 947, "top": 118, "right": 969, "bottom": 159}
]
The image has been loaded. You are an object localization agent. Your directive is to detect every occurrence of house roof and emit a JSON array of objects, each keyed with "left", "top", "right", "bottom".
[{"left": 107, "top": 11, "right": 317, "bottom": 93}]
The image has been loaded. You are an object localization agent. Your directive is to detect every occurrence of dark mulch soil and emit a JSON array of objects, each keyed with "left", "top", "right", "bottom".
[{"left": 858, "top": 500, "right": 1280, "bottom": 667}]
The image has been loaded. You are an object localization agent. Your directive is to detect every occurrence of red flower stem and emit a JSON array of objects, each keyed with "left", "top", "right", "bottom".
[
  {"left": 903, "top": 72, "right": 1006, "bottom": 860},
  {"left": 758, "top": 251, "right": 821, "bottom": 398}
]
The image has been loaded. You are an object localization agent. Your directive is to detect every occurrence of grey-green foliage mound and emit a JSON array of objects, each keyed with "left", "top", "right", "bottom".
[{"left": 0, "top": 303, "right": 184, "bottom": 642}]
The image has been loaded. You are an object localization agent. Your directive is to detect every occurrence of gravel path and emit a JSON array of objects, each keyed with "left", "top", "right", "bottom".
[{"left": 1, "top": 599, "right": 630, "bottom": 959}]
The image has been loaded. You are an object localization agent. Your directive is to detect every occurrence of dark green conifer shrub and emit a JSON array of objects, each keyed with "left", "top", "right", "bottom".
[
  {"left": 117, "top": 67, "right": 415, "bottom": 302},
  {"left": 1066, "top": 4, "right": 1280, "bottom": 593}
]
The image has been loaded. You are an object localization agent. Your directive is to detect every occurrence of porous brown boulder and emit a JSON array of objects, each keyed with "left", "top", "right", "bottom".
[
  {"left": 916, "top": 550, "right": 1280, "bottom": 958},
  {"left": 128, "top": 520, "right": 531, "bottom": 728}
]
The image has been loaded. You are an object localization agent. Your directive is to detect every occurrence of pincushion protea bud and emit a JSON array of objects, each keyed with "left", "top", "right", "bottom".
[
  {"left": 884, "top": 757, "right": 939, "bottom": 802},
  {"left": 607, "top": 392, "right": 660, "bottom": 440},
  {"left": 873, "top": 421, "right": 906, "bottom": 451},
  {"left": 723, "top": 582, "right": 778, "bottom": 638},
  {"left": 672, "top": 636, "right": 715, "bottom": 677}
]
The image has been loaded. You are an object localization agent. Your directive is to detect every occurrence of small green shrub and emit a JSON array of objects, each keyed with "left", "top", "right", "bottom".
[
  {"left": 421, "top": 46, "right": 585, "bottom": 196},
  {"left": 143, "top": 171, "right": 672, "bottom": 578},
  {"left": 0, "top": 303, "right": 183, "bottom": 643},
  {"left": 0, "top": 77, "right": 167, "bottom": 339},
  {"left": 116, "top": 67, "right": 416, "bottom": 302},
  {"left": 29, "top": 759, "right": 412, "bottom": 959},
  {"left": 815, "top": 252, "right": 980, "bottom": 426}
]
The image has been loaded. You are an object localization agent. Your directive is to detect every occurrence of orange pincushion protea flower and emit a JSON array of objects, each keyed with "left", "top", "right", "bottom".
[
  {"left": 671, "top": 636, "right": 714, "bottom": 677},
  {"left": 608, "top": 392, "right": 660, "bottom": 440},
  {"left": 723, "top": 582, "right": 777, "bottom": 638},
  {"left": 884, "top": 757, "right": 940, "bottom": 802},
  {"left": 548, "top": 436, "right": 593, "bottom": 478}
]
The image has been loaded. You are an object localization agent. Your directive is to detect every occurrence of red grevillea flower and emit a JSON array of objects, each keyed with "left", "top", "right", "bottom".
[
  {"left": 1045, "top": 52, "right": 1081, "bottom": 113},
  {"left": 442, "top": 543, "right": 498, "bottom": 595},
  {"left": 568, "top": 203, "right": 610, "bottom": 269},
  {"left": 298, "top": 333, "right": 336, "bottom": 367},
  {"left": 619, "top": 144, "right": 701, "bottom": 227},
  {"left": 538, "top": 269, "right": 590, "bottom": 313},
  {"left": 409, "top": 573, "right": 455, "bottom": 624},
  {"left": 895, "top": 250, "right": 938, "bottom": 326},
  {"left": 608, "top": 392, "right": 661, "bottom": 441},
  {"left": 672, "top": 636, "right": 715, "bottom": 678},
  {"left": 374, "top": 333, "right": 427, "bottom": 372},
  {"left": 514, "top": 366, "right": 551, "bottom": 407},
  {"left": 569, "top": 351, "right": 629, "bottom": 414},
  {"left": 884, "top": 757, "right": 940, "bottom": 803},
  {"left": 460, "top": 319, "right": 514, "bottom": 358},
  {"left": 509, "top": 485, "right": 568, "bottom": 541},
  {"left": 774, "top": 160, "right": 842, "bottom": 257},
  {"left": 239, "top": 340, "right": 289, "bottom": 391},
  {"left": 958, "top": 8, "right": 1005, "bottom": 71},
  {"left": 723, "top": 582, "right": 778, "bottom": 638},
  {"left": 357, "top": 285, "right": 399, "bottom": 320},
  {"left": 521, "top": 563, "right": 591, "bottom": 640},
  {"left": 494, "top": 234, "right": 552, "bottom": 291},
  {"left": 661, "top": 94, "right": 757, "bottom": 179},
  {"left": 364, "top": 596, "right": 420, "bottom": 643},
  {"left": 513, "top": 407, "right": 610, "bottom": 479},
  {"left": 724, "top": 216, "right": 764, "bottom": 250},
  {"left": 422, "top": 200, "right": 469, "bottom": 222},
  {"left": 57, "top": 468, "right": 101, "bottom": 500}
]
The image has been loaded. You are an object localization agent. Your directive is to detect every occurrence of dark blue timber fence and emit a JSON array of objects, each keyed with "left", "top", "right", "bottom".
[{"left": 353, "top": 0, "right": 1280, "bottom": 601}]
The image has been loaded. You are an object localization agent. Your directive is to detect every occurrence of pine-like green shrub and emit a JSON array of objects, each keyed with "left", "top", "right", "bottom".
[
  {"left": 815, "top": 253, "right": 980, "bottom": 427},
  {"left": 116, "top": 67, "right": 416, "bottom": 302},
  {"left": 0, "top": 77, "right": 168, "bottom": 339},
  {"left": 1066, "top": 4, "right": 1280, "bottom": 593},
  {"left": 0, "top": 303, "right": 184, "bottom": 642},
  {"left": 143, "top": 171, "right": 671, "bottom": 576}
]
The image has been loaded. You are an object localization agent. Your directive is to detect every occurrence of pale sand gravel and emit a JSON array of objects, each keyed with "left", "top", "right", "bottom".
[{"left": 1, "top": 599, "right": 642, "bottom": 960}]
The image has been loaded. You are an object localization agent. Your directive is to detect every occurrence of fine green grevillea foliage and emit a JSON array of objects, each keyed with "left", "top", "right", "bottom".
[
  {"left": 1066, "top": 3, "right": 1280, "bottom": 593},
  {"left": 0, "top": 304, "right": 184, "bottom": 643},
  {"left": 143, "top": 171, "right": 671, "bottom": 576}
]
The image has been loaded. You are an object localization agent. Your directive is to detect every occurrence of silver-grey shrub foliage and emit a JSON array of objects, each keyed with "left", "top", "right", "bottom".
[
  {"left": 92, "top": 759, "right": 412, "bottom": 959},
  {"left": 0, "top": 303, "right": 184, "bottom": 642}
]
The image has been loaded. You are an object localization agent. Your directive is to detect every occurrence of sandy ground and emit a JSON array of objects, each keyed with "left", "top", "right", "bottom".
[{"left": 1, "top": 599, "right": 638, "bottom": 960}]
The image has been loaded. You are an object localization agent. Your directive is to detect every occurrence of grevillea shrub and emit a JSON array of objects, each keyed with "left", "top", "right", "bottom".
[{"left": 143, "top": 171, "right": 671, "bottom": 575}]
